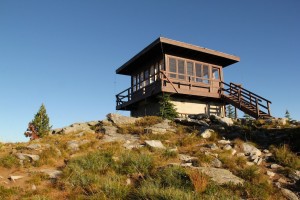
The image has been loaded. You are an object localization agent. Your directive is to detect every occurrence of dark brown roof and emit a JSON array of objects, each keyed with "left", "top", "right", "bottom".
[{"left": 116, "top": 37, "right": 240, "bottom": 75}]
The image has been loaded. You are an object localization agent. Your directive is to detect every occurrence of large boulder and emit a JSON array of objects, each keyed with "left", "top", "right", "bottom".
[
  {"left": 210, "top": 115, "right": 234, "bottom": 126},
  {"left": 242, "top": 143, "right": 262, "bottom": 156},
  {"left": 52, "top": 121, "right": 98, "bottom": 135},
  {"left": 145, "top": 140, "right": 166, "bottom": 149},
  {"left": 200, "top": 129, "right": 215, "bottom": 139},
  {"left": 107, "top": 113, "right": 138, "bottom": 125},
  {"left": 144, "top": 119, "right": 176, "bottom": 134},
  {"left": 174, "top": 118, "right": 209, "bottom": 127},
  {"left": 197, "top": 167, "right": 244, "bottom": 185},
  {"left": 281, "top": 188, "right": 299, "bottom": 200}
]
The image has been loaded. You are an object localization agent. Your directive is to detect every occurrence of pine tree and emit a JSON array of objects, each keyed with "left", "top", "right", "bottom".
[
  {"left": 243, "top": 113, "right": 251, "bottom": 120},
  {"left": 226, "top": 104, "right": 235, "bottom": 118},
  {"left": 30, "top": 104, "right": 51, "bottom": 138},
  {"left": 158, "top": 94, "right": 178, "bottom": 120},
  {"left": 285, "top": 109, "right": 292, "bottom": 121}
]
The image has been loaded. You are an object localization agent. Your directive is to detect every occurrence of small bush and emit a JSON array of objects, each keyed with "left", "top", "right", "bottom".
[
  {"left": 272, "top": 145, "right": 300, "bottom": 170},
  {"left": 0, "top": 154, "right": 20, "bottom": 168},
  {"left": 156, "top": 166, "right": 193, "bottom": 190},
  {"left": 34, "top": 146, "right": 60, "bottom": 167},
  {"left": 162, "top": 149, "right": 178, "bottom": 159},
  {"left": 100, "top": 174, "right": 131, "bottom": 199},
  {"left": 135, "top": 116, "right": 163, "bottom": 127},
  {"left": 114, "top": 151, "right": 154, "bottom": 176},
  {"left": 188, "top": 170, "right": 208, "bottom": 193},
  {"left": 118, "top": 125, "right": 144, "bottom": 135},
  {"left": 238, "top": 166, "right": 260, "bottom": 182},
  {"left": 131, "top": 181, "right": 197, "bottom": 200},
  {"left": 0, "top": 186, "right": 19, "bottom": 199}
]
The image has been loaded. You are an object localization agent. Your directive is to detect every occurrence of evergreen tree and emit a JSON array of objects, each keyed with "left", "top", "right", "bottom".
[
  {"left": 30, "top": 104, "right": 51, "bottom": 138},
  {"left": 226, "top": 104, "right": 235, "bottom": 118},
  {"left": 158, "top": 94, "right": 178, "bottom": 120},
  {"left": 243, "top": 113, "right": 251, "bottom": 120},
  {"left": 285, "top": 109, "right": 292, "bottom": 121}
]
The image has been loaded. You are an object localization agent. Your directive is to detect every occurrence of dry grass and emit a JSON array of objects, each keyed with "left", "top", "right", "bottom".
[{"left": 188, "top": 170, "right": 208, "bottom": 193}]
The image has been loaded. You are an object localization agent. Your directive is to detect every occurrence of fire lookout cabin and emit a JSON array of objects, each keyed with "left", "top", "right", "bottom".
[{"left": 116, "top": 37, "right": 272, "bottom": 119}]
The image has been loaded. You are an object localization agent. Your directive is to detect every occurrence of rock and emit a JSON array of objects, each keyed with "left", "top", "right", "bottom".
[
  {"left": 278, "top": 178, "right": 287, "bottom": 184},
  {"left": 197, "top": 167, "right": 244, "bottom": 185},
  {"left": 246, "top": 162, "right": 254, "bottom": 166},
  {"left": 237, "top": 153, "right": 245, "bottom": 157},
  {"left": 204, "top": 151, "right": 218, "bottom": 158},
  {"left": 145, "top": 140, "right": 166, "bottom": 149},
  {"left": 40, "top": 169, "right": 62, "bottom": 179},
  {"left": 211, "top": 158, "right": 222, "bottom": 168},
  {"left": 206, "top": 143, "right": 219, "bottom": 151},
  {"left": 231, "top": 149, "right": 237, "bottom": 155},
  {"left": 9, "top": 175, "right": 24, "bottom": 182},
  {"left": 200, "top": 129, "right": 214, "bottom": 139},
  {"left": 179, "top": 154, "right": 198, "bottom": 163},
  {"left": 32, "top": 184, "right": 37, "bottom": 190},
  {"left": 281, "top": 188, "right": 299, "bottom": 200},
  {"left": 254, "top": 157, "right": 263, "bottom": 165},
  {"left": 288, "top": 171, "right": 300, "bottom": 181},
  {"left": 223, "top": 144, "right": 232, "bottom": 151},
  {"left": 275, "top": 182, "right": 281, "bottom": 188},
  {"left": 27, "top": 143, "right": 41, "bottom": 150},
  {"left": 270, "top": 164, "right": 282, "bottom": 169},
  {"left": 277, "top": 118, "right": 288, "bottom": 126},
  {"left": 242, "top": 143, "right": 262, "bottom": 156},
  {"left": 263, "top": 149, "right": 270, "bottom": 153},
  {"left": 67, "top": 141, "right": 80, "bottom": 151},
  {"left": 0, "top": 175, "right": 3, "bottom": 179},
  {"left": 15, "top": 153, "right": 26, "bottom": 160},
  {"left": 265, "top": 153, "right": 273, "bottom": 157},
  {"left": 107, "top": 113, "right": 138, "bottom": 125},
  {"left": 188, "top": 114, "right": 209, "bottom": 120},
  {"left": 250, "top": 155, "right": 258, "bottom": 161},
  {"left": 210, "top": 115, "right": 234, "bottom": 126},
  {"left": 144, "top": 119, "right": 176, "bottom": 134},
  {"left": 218, "top": 140, "right": 231, "bottom": 145},
  {"left": 266, "top": 171, "right": 275, "bottom": 178},
  {"left": 174, "top": 118, "right": 209, "bottom": 127},
  {"left": 22, "top": 154, "right": 40, "bottom": 161},
  {"left": 181, "top": 163, "right": 193, "bottom": 167}
]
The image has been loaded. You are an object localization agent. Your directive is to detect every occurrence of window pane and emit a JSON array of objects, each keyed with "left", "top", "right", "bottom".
[
  {"left": 203, "top": 65, "right": 209, "bottom": 84},
  {"left": 212, "top": 67, "right": 220, "bottom": 80},
  {"left": 187, "top": 62, "right": 194, "bottom": 81},
  {"left": 195, "top": 63, "right": 202, "bottom": 82},
  {"left": 169, "top": 58, "right": 177, "bottom": 78},
  {"left": 145, "top": 69, "right": 149, "bottom": 86},
  {"left": 140, "top": 72, "right": 144, "bottom": 88},
  {"left": 137, "top": 74, "right": 140, "bottom": 90},
  {"left": 150, "top": 65, "right": 154, "bottom": 83},
  {"left": 178, "top": 59, "right": 185, "bottom": 79},
  {"left": 133, "top": 76, "right": 136, "bottom": 92}
]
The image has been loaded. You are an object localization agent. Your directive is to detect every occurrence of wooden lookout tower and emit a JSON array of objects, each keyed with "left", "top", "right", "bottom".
[{"left": 116, "top": 37, "right": 272, "bottom": 119}]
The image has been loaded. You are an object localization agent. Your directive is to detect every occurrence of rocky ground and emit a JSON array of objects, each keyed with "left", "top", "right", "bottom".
[{"left": 0, "top": 113, "right": 299, "bottom": 199}]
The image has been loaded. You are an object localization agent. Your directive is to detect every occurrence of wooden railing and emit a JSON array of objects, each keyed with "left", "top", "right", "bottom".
[{"left": 220, "top": 81, "right": 272, "bottom": 118}]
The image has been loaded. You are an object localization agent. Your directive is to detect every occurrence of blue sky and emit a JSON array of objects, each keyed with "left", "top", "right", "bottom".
[{"left": 0, "top": 1, "right": 299, "bottom": 142}]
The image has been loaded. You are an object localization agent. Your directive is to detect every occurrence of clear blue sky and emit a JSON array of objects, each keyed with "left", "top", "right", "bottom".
[{"left": 0, "top": 1, "right": 299, "bottom": 142}]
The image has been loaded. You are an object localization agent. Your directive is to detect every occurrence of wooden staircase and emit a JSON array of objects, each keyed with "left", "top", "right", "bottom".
[{"left": 220, "top": 82, "right": 272, "bottom": 119}]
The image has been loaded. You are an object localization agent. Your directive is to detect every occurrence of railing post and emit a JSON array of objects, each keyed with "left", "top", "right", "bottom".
[
  {"left": 256, "top": 97, "right": 260, "bottom": 118},
  {"left": 238, "top": 89, "right": 241, "bottom": 107},
  {"left": 267, "top": 101, "right": 271, "bottom": 116}
]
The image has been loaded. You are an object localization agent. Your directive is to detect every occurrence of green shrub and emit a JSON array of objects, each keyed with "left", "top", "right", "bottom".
[
  {"left": 162, "top": 149, "right": 178, "bottom": 159},
  {"left": 272, "top": 145, "right": 300, "bottom": 170},
  {"left": 156, "top": 166, "right": 193, "bottom": 190},
  {"left": 114, "top": 151, "right": 154, "bottom": 176},
  {"left": 100, "top": 174, "right": 131, "bottom": 199},
  {"left": 238, "top": 166, "right": 260, "bottom": 182},
  {"left": 0, "top": 154, "right": 20, "bottom": 168},
  {"left": 135, "top": 116, "right": 163, "bottom": 127},
  {"left": 159, "top": 94, "right": 178, "bottom": 120},
  {"left": 243, "top": 181, "right": 273, "bottom": 200},
  {"left": 0, "top": 186, "right": 19, "bottom": 200},
  {"left": 130, "top": 181, "right": 197, "bottom": 200},
  {"left": 118, "top": 125, "right": 144, "bottom": 135}
]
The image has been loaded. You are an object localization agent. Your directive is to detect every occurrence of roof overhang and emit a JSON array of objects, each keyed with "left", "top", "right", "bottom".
[{"left": 116, "top": 37, "right": 240, "bottom": 75}]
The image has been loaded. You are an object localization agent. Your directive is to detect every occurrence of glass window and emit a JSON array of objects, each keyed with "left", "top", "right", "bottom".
[
  {"left": 155, "top": 64, "right": 159, "bottom": 81},
  {"left": 136, "top": 74, "right": 140, "bottom": 90},
  {"left": 140, "top": 72, "right": 144, "bottom": 88},
  {"left": 195, "top": 63, "right": 202, "bottom": 82},
  {"left": 203, "top": 65, "right": 209, "bottom": 84},
  {"left": 150, "top": 65, "right": 154, "bottom": 83},
  {"left": 145, "top": 69, "right": 149, "bottom": 86},
  {"left": 178, "top": 59, "right": 185, "bottom": 80},
  {"left": 212, "top": 67, "right": 220, "bottom": 80},
  {"left": 169, "top": 58, "right": 177, "bottom": 78},
  {"left": 187, "top": 61, "right": 194, "bottom": 81},
  {"left": 132, "top": 76, "right": 136, "bottom": 92}
]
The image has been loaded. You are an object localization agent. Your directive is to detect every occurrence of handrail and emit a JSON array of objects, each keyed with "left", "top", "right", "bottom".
[
  {"left": 229, "top": 82, "right": 272, "bottom": 104},
  {"left": 220, "top": 81, "right": 271, "bottom": 118}
]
